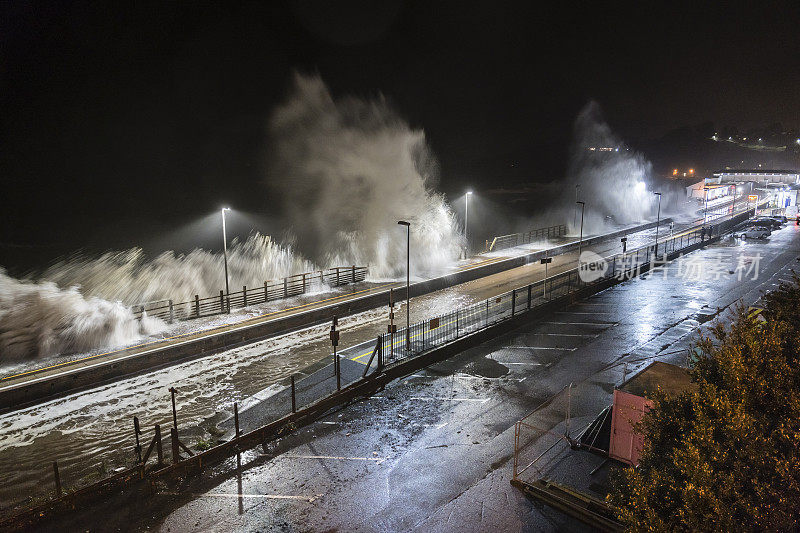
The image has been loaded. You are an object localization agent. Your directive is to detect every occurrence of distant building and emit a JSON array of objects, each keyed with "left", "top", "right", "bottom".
[{"left": 713, "top": 169, "right": 799, "bottom": 185}]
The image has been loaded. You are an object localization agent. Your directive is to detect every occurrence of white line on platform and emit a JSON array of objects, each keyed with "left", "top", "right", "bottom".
[
  {"left": 500, "top": 362, "right": 543, "bottom": 365},
  {"left": 555, "top": 311, "right": 609, "bottom": 315}
]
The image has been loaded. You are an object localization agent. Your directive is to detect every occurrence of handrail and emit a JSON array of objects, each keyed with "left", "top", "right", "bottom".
[
  {"left": 486, "top": 224, "right": 567, "bottom": 252},
  {"left": 131, "top": 265, "right": 368, "bottom": 323}
]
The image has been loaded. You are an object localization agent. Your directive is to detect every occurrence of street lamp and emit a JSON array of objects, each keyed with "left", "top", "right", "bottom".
[
  {"left": 221, "top": 207, "right": 231, "bottom": 312},
  {"left": 653, "top": 192, "right": 662, "bottom": 256},
  {"left": 465, "top": 190, "right": 473, "bottom": 257},
  {"left": 573, "top": 184, "right": 580, "bottom": 230},
  {"left": 398, "top": 220, "right": 411, "bottom": 350},
  {"left": 576, "top": 201, "right": 585, "bottom": 258}
]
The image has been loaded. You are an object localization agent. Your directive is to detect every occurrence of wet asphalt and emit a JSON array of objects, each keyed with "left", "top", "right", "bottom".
[{"left": 31, "top": 223, "right": 800, "bottom": 532}]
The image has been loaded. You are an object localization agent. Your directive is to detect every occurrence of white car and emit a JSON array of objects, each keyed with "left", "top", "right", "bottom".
[{"left": 741, "top": 226, "right": 771, "bottom": 239}]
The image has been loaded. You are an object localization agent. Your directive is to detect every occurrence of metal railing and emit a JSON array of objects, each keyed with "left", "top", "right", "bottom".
[
  {"left": 486, "top": 224, "right": 567, "bottom": 252},
  {"left": 131, "top": 266, "right": 368, "bottom": 322},
  {"left": 7, "top": 212, "right": 751, "bottom": 522},
  {"left": 363, "top": 219, "right": 733, "bottom": 372}
]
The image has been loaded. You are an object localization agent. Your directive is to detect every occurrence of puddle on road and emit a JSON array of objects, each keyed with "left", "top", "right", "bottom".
[
  {"left": 692, "top": 310, "right": 719, "bottom": 324},
  {"left": 463, "top": 357, "right": 510, "bottom": 379}
]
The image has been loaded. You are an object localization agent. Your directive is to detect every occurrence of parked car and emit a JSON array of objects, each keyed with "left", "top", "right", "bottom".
[
  {"left": 768, "top": 215, "right": 787, "bottom": 224},
  {"left": 751, "top": 218, "right": 782, "bottom": 229},
  {"left": 741, "top": 226, "right": 771, "bottom": 239}
]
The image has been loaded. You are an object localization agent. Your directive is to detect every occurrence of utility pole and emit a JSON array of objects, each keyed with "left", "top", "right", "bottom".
[
  {"left": 540, "top": 256, "right": 552, "bottom": 299},
  {"left": 576, "top": 201, "right": 586, "bottom": 258},
  {"left": 169, "top": 387, "right": 178, "bottom": 430},
  {"left": 330, "top": 316, "right": 340, "bottom": 390},
  {"left": 653, "top": 192, "right": 662, "bottom": 256},
  {"left": 388, "top": 289, "right": 396, "bottom": 359},
  {"left": 464, "top": 191, "right": 472, "bottom": 257},
  {"left": 398, "top": 220, "right": 411, "bottom": 351},
  {"left": 221, "top": 207, "right": 231, "bottom": 312}
]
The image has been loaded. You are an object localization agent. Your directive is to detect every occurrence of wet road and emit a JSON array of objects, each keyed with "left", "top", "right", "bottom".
[
  {"left": 0, "top": 220, "right": 693, "bottom": 510},
  {"left": 55, "top": 222, "right": 799, "bottom": 531}
]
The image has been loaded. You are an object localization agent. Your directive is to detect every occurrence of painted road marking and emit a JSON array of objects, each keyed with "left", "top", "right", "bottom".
[
  {"left": 540, "top": 321, "right": 616, "bottom": 326},
  {"left": 509, "top": 346, "right": 577, "bottom": 351},
  {"left": 555, "top": 311, "right": 611, "bottom": 315},
  {"left": 280, "top": 455, "right": 386, "bottom": 463},
  {"left": 409, "top": 397, "right": 490, "bottom": 403},
  {"left": 165, "top": 492, "right": 319, "bottom": 502},
  {"left": 530, "top": 333, "right": 599, "bottom": 337}
]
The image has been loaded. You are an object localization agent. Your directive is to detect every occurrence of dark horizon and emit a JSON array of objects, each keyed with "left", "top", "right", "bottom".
[{"left": 2, "top": 1, "right": 799, "bottom": 267}]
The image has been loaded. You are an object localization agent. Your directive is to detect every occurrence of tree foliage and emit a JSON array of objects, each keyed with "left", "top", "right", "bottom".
[{"left": 609, "top": 273, "right": 800, "bottom": 531}]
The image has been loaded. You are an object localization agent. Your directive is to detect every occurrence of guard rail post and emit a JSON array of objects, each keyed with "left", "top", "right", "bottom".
[
  {"left": 170, "top": 427, "right": 180, "bottom": 464},
  {"left": 291, "top": 376, "right": 296, "bottom": 413},
  {"left": 155, "top": 424, "right": 163, "bottom": 465},
  {"left": 53, "top": 461, "right": 62, "bottom": 497}
]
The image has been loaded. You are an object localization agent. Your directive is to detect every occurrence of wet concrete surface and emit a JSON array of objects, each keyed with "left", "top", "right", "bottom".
[
  {"left": 0, "top": 223, "right": 679, "bottom": 509},
  {"left": 46, "top": 223, "right": 800, "bottom": 531}
]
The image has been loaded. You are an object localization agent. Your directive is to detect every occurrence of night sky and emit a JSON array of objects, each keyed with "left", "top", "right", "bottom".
[{"left": 1, "top": 1, "right": 799, "bottom": 268}]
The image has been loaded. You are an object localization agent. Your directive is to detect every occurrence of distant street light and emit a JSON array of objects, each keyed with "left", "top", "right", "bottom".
[
  {"left": 576, "top": 201, "right": 586, "bottom": 258},
  {"left": 573, "top": 184, "right": 580, "bottom": 229},
  {"left": 398, "top": 220, "right": 411, "bottom": 350},
  {"left": 653, "top": 192, "right": 662, "bottom": 256},
  {"left": 465, "top": 190, "right": 473, "bottom": 257},
  {"left": 221, "top": 207, "right": 231, "bottom": 312}
]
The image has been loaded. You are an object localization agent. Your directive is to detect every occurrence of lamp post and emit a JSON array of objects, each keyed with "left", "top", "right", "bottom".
[
  {"left": 576, "top": 201, "right": 585, "bottom": 258},
  {"left": 702, "top": 186, "right": 709, "bottom": 226},
  {"left": 465, "top": 191, "right": 472, "bottom": 257},
  {"left": 221, "top": 207, "right": 231, "bottom": 312},
  {"left": 398, "top": 220, "right": 411, "bottom": 350},
  {"left": 573, "top": 184, "right": 580, "bottom": 230},
  {"left": 653, "top": 192, "right": 662, "bottom": 256}
]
